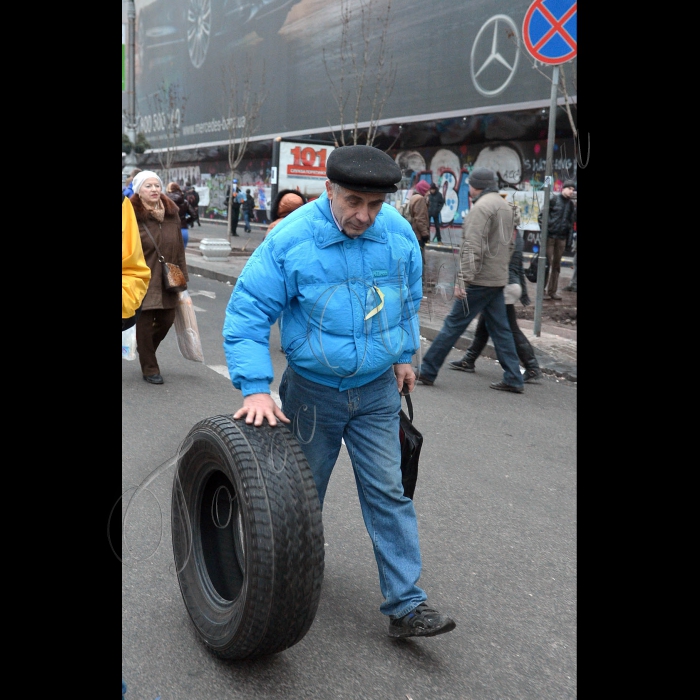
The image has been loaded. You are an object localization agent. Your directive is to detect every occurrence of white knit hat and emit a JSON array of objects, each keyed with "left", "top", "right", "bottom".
[{"left": 132, "top": 170, "right": 163, "bottom": 194}]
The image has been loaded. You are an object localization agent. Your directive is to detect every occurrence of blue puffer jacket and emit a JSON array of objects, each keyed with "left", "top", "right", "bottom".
[{"left": 223, "top": 191, "right": 423, "bottom": 395}]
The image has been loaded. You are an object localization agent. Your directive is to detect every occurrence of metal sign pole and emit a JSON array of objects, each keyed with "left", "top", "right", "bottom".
[{"left": 533, "top": 64, "right": 560, "bottom": 337}]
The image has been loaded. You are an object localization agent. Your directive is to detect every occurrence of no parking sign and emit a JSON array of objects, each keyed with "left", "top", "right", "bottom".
[{"left": 522, "top": 0, "right": 577, "bottom": 65}]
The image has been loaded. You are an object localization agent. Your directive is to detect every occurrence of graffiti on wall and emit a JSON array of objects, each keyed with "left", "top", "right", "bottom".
[
  {"left": 391, "top": 140, "right": 576, "bottom": 227},
  {"left": 153, "top": 138, "right": 576, "bottom": 225}
]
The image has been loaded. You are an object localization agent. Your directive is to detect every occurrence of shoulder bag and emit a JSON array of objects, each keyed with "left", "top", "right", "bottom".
[{"left": 142, "top": 223, "right": 187, "bottom": 293}]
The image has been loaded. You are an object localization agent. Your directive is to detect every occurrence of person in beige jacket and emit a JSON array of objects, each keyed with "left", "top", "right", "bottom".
[{"left": 416, "top": 167, "right": 524, "bottom": 392}]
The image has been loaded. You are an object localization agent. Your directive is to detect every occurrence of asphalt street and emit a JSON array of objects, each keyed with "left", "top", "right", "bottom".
[{"left": 122, "top": 271, "right": 576, "bottom": 700}]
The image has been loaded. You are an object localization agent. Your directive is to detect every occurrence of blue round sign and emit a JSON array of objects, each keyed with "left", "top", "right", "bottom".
[{"left": 523, "top": 0, "right": 577, "bottom": 65}]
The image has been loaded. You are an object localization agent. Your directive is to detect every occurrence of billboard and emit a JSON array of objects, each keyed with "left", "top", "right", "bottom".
[
  {"left": 271, "top": 138, "right": 336, "bottom": 202},
  {"left": 134, "top": 0, "right": 573, "bottom": 149}
]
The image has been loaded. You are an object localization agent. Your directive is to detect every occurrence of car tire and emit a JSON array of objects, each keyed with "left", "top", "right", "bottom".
[{"left": 171, "top": 414, "right": 325, "bottom": 659}]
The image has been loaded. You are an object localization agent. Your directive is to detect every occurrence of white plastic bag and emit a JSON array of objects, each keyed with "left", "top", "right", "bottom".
[
  {"left": 122, "top": 325, "right": 137, "bottom": 361},
  {"left": 174, "top": 290, "right": 205, "bottom": 363}
]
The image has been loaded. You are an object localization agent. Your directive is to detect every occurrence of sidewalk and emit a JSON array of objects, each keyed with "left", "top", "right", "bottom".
[{"left": 184, "top": 221, "right": 576, "bottom": 383}]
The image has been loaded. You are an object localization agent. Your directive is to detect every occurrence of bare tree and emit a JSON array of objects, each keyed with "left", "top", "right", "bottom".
[
  {"left": 322, "top": 0, "right": 397, "bottom": 148},
  {"left": 221, "top": 55, "right": 268, "bottom": 234},
  {"left": 146, "top": 80, "right": 188, "bottom": 179}
]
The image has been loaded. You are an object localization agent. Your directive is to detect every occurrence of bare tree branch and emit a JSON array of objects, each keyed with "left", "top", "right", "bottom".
[
  {"left": 221, "top": 55, "right": 268, "bottom": 232},
  {"left": 322, "top": 0, "right": 397, "bottom": 148},
  {"left": 146, "top": 81, "right": 188, "bottom": 179}
]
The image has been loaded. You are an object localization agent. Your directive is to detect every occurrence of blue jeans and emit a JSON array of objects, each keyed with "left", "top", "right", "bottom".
[
  {"left": 279, "top": 366, "right": 427, "bottom": 618},
  {"left": 243, "top": 210, "right": 251, "bottom": 231},
  {"left": 181, "top": 227, "right": 188, "bottom": 247},
  {"left": 420, "top": 285, "right": 523, "bottom": 387}
]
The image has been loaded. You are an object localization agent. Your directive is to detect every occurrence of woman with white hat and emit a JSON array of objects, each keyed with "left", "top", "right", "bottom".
[{"left": 129, "top": 171, "right": 189, "bottom": 384}]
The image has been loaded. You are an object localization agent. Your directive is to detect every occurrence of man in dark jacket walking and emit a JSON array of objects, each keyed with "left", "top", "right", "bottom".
[
  {"left": 242, "top": 188, "right": 255, "bottom": 232},
  {"left": 542, "top": 179, "right": 576, "bottom": 299},
  {"left": 427, "top": 183, "right": 445, "bottom": 243}
]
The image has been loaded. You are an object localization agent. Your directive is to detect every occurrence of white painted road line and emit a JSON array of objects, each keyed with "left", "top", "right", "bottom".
[{"left": 206, "top": 365, "right": 282, "bottom": 408}]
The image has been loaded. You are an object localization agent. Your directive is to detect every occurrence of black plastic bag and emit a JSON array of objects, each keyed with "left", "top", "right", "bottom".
[
  {"left": 525, "top": 254, "right": 550, "bottom": 285},
  {"left": 399, "top": 393, "right": 423, "bottom": 500}
]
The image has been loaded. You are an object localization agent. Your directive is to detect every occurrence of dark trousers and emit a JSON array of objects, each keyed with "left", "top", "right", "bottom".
[
  {"left": 429, "top": 213, "right": 441, "bottom": 241},
  {"left": 419, "top": 285, "right": 523, "bottom": 387},
  {"left": 546, "top": 237, "right": 567, "bottom": 295},
  {"left": 135, "top": 308, "right": 176, "bottom": 376},
  {"left": 230, "top": 207, "right": 240, "bottom": 236},
  {"left": 465, "top": 306, "right": 539, "bottom": 371}
]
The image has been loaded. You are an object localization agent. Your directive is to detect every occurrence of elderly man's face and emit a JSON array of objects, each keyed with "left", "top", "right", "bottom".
[{"left": 326, "top": 181, "right": 385, "bottom": 238}]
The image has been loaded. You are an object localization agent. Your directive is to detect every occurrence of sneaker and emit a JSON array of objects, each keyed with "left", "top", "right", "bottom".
[
  {"left": 523, "top": 368, "right": 543, "bottom": 383},
  {"left": 489, "top": 380, "right": 523, "bottom": 394},
  {"left": 389, "top": 603, "right": 456, "bottom": 638},
  {"left": 549, "top": 292, "right": 562, "bottom": 300},
  {"left": 449, "top": 358, "right": 475, "bottom": 373},
  {"left": 414, "top": 367, "right": 434, "bottom": 386}
]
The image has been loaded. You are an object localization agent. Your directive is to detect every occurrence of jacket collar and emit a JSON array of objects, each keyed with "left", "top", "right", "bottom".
[
  {"left": 313, "top": 192, "right": 388, "bottom": 248},
  {"left": 471, "top": 186, "right": 499, "bottom": 204}
]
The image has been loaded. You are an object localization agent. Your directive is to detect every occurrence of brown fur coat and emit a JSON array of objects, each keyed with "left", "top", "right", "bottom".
[{"left": 130, "top": 193, "right": 189, "bottom": 310}]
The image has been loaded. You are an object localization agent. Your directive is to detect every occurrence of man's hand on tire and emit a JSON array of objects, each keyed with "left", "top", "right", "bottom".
[{"left": 234, "top": 393, "right": 291, "bottom": 427}]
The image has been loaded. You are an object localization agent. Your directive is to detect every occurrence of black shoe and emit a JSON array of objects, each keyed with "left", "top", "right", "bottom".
[
  {"left": 231, "top": 233, "right": 239, "bottom": 237},
  {"left": 143, "top": 374, "right": 164, "bottom": 384},
  {"left": 490, "top": 380, "right": 523, "bottom": 393},
  {"left": 389, "top": 603, "right": 456, "bottom": 639},
  {"left": 448, "top": 358, "right": 475, "bottom": 373},
  {"left": 414, "top": 367, "right": 434, "bottom": 386},
  {"left": 523, "top": 368, "right": 543, "bottom": 383}
]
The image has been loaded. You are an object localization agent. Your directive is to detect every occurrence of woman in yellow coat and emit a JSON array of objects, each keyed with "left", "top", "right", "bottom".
[{"left": 122, "top": 194, "right": 151, "bottom": 330}]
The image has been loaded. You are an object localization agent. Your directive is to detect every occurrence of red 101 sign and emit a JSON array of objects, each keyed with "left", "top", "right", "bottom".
[
  {"left": 276, "top": 140, "right": 336, "bottom": 198},
  {"left": 286, "top": 146, "right": 328, "bottom": 177}
]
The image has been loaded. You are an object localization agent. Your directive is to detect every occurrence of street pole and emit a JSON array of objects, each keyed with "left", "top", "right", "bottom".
[
  {"left": 533, "top": 64, "right": 559, "bottom": 337},
  {"left": 125, "top": 0, "right": 137, "bottom": 167}
]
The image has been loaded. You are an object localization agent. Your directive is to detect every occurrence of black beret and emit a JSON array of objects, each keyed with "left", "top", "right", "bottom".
[{"left": 326, "top": 145, "right": 402, "bottom": 193}]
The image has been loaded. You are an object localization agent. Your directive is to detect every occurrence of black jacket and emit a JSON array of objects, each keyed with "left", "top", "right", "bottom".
[
  {"left": 545, "top": 193, "right": 576, "bottom": 239},
  {"left": 428, "top": 190, "right": 445, "bottom": 216},
  {"left": 166, "top": 191, "right": 196, "bottom": 229},
  {"left": 243, "top": 193, "right": 255, "bottom": 213},
  {"left": 509, "top": 232, "right": 531, "bottom": 305}
]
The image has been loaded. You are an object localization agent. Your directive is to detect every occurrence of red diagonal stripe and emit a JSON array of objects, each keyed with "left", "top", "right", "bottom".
[{"left": 534, "top": 1, "right": 577, "bottom": 53}]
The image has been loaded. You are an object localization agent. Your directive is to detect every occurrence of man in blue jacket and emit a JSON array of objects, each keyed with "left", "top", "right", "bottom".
[{"left": 223, "top": 145, "right": 456, "bottom": 639}]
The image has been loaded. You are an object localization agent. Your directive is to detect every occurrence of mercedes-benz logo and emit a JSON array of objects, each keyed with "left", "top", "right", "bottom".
[{"left": 470, "top": 14, "right": 520, "bottom": 97}]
